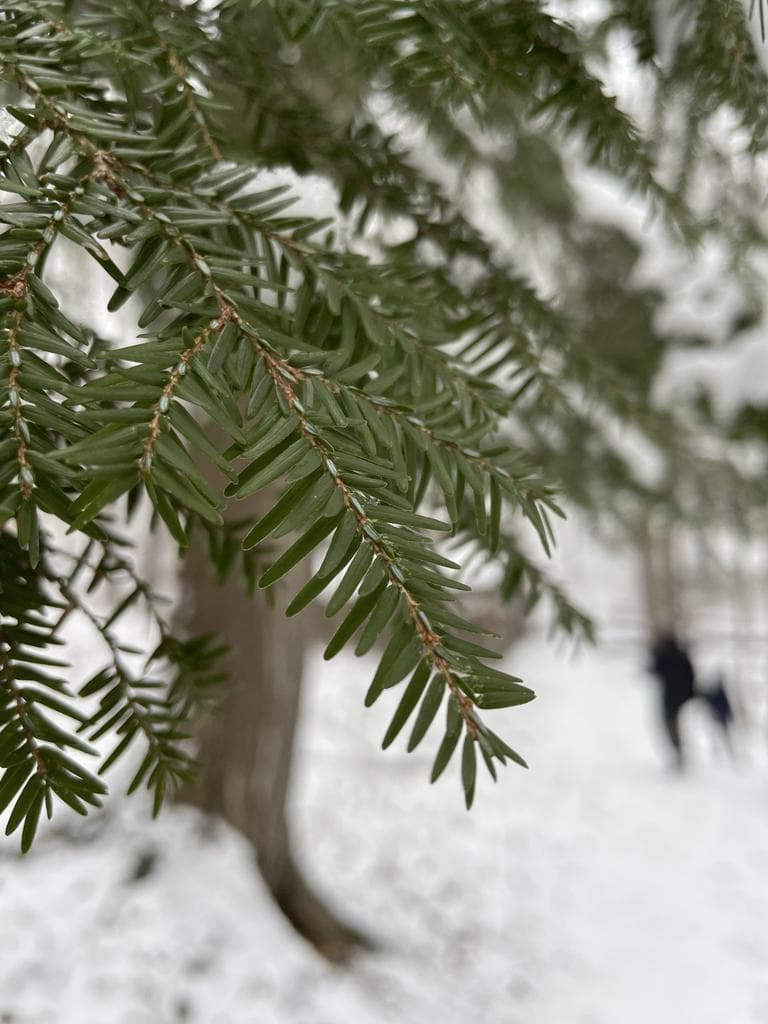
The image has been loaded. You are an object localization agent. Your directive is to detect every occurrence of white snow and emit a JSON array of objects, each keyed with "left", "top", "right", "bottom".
[{"left": 3, "top": 534, "right": 768, "bottom": 1024}]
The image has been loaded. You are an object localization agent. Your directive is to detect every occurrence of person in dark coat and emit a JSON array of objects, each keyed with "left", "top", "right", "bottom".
[{"left": 649, "top": 631, "right": 696, "bottom": 769}]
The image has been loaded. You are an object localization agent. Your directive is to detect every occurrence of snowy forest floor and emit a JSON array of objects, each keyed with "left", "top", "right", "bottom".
[{"left": 3, "top": 615, "right": 768, "bottom": 1023}]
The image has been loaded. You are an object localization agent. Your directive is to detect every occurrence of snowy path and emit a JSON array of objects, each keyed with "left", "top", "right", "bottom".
[{"left": 3, "top": 631, "right": 768, "bottom": 1023}]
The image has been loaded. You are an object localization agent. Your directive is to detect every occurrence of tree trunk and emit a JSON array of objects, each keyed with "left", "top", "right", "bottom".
[
  {"left": 176, "top": 491, "right": 371, "bottom": 963},
  {"left": 636, "top": 510, "right": 683, "bottom": 637}
]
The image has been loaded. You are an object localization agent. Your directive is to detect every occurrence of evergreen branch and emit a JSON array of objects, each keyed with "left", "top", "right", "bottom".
[
  {"left": 0, "top": 54, "right": 517, "bottom": 422},
  {"left": 8, "top": 66, "right": 505, "bottom": 429},
  {"left": 0, "top": 633, "right": 50, "bottom": 779},
  {"left": 0, "top": 534, "right": 107, "bottom": 846},
  {"left": 57, "top": 576, "right": 199, "bottom": 809},
  {"left": 49, "top": 538, "right": 173, "bottom": 642},
  {"left": 139, "top": 312, "right": 233, "bottom": 474},
  {"left": 0, "top": 15, "right": 559, "bottom": 806},
  {"left": 57, "top": 577, "right": 139, "bottom": 693},
  {"left": 0, "top": 122, "right": 38, "bottom": 171},
  {"left": 246, "top": 328, "right": 484, "bottom": 734},
  {"left": 85, "top": 157, "right": 511, "bottom": 422},
  {"left": 1, "top": 44, "right": 516, "bottom": 429},
  {"left": 162, "top": 44, "right": 221, "bottom": 162},
  {"left": 2, "top": 179, "right": 83, "bottom": 506},
  {"left": 318, "top": 0, "right": 692, "bottom": 232}
]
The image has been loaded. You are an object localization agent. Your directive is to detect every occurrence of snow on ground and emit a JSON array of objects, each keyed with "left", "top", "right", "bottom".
[
  {"left": 293, "top": 636, "right": 768, "bottom": 1024},
  {"left": 4, "top": 537, "right": 768, "bottom": 1024}
]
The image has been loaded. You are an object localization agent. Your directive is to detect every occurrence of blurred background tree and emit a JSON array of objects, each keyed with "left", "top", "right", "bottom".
[{"left": 2, "top": 0, "right": 768, "bottom": 960}]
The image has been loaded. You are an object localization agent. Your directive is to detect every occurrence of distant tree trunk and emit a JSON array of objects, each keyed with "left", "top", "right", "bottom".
[
  {"left": 636, "top": 510, "right": 683, "bottom": 638},
  {"left": 176, "top": 489, "right": 370, "bottom": 963}
]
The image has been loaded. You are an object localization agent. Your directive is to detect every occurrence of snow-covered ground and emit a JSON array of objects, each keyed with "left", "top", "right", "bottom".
[{"left": 3, "top": 532, "right": 768, "bottom": 1023}]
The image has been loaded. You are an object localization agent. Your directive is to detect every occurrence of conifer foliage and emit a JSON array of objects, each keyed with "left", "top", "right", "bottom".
[{"left": 0, "top": 1, "right": 765, "bottom": 849}]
